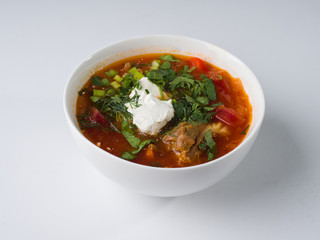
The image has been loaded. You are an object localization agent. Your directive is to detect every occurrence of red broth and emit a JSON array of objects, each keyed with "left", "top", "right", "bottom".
[{"left": 76, "top": 54, "right": 252, "bottom": 168}]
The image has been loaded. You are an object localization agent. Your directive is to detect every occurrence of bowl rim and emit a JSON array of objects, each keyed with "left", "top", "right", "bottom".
[{"left": 63, "top": 34, "right": 265, "bottom": 171}]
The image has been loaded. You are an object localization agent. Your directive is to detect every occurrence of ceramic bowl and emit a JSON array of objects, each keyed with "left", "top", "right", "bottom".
[{"left": 63, "top": 35, "right": 265, "bottom": 197}]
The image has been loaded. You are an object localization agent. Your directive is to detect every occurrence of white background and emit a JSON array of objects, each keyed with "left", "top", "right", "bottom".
[{"left": 1, "top": 0, "right": 320, "bottom": 239}]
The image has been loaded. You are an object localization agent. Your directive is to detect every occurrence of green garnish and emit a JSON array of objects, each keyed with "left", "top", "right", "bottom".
[
  {"left": 92, "top": 76, "right": 104, "bottom": 86},
  {"left": 160, "top": 61, "right": 171, "bottom": 69},
  {"left": 146, "top": 71, "right": 164, "bottom": 80},
  {"left": 170, "top": 76, "right": 195, "bottom": 91},
  {"left": 216, "top": 74, "right": 223, "bottom": 80},
  {"left": 90, "top": 96, "right": 101, "bottom": 102},
  {"left": 132, "top": 140, "right": 152, "bottom": 154},
  {"left": 121, "top": 139, "right": 152, "bottom": 160},
  {"left": 158, "top": 86, "right": 164, "bottom": 100},
  {"left": 148, "top": 162, "right": 162, "bottom": 167},
  {"left": 196, "top": 96, "right": 209, "bottom": 105},
  {"left": 76, "top": 109, "right": 101, "bottom": 129},
  {"left": 241, "top": 125, "right": 250, "bottom": 135},
  {"left": 113, "top": 75, "right": 123, "bottom": 82},
  {"left": 101, "top": 78, "right": 110, "bottom": 86},
  {"left": 129, "top": 67, "right": 144, "bottom": 80},
  {"left": 202, "top": 130, "right": 217, "bottom": 161},
  {"left": 160, "top": 55, "right": 180, "bottom": 62},
  {"left": 106, "top": 89, "right": 116, "bottom": 96},
  {"left": 202, "top": 74, "right": 216, "bottom": 101},
  {"left": 121, "top": 151, "right": 135, "bottom": 160},
  {"left": 93, "top": 89, "right": 106, "bottom": 97},
  {"left": 111, "top": 81, "right": 121, "bottom": 89},
  {"left": 145, "top": 89, "right": 150, "bottom": 94},
  {"left": 121, "top": 119, "right": 141, "bottom": 148},
  {"left": 105, "top": 69, "right": 118, "bottom": 78}
]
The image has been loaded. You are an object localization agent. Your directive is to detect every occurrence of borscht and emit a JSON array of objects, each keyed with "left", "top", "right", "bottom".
[{"left": 76, "top": 54, "right": 252, "bottom": 168}]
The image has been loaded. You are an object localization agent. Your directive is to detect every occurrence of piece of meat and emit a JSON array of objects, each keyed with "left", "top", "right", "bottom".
[
  {"left": 163, "top": 121, "right": 231, "bottom": 166},
  {"left": 163, "top": 122, "right": 204, "bottom": 166}
]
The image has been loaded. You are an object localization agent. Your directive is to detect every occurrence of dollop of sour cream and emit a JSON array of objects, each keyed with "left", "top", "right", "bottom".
[{"left": 126, "top": 77, "right": 174, "bottom": 135}]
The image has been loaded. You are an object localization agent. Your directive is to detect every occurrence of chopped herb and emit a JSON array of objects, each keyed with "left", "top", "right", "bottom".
[
  {"left": 212, "top": 102, "right": 222, "bottom": 107},
  {"left": 201, "top": 130, "right": 217, "bottom": 161},
  {"left": 132, "top": 140, "right": 152, "bottom": 154},
  {"left": 92, "top": 76, "right": 105, "bottom": 86},
  {"left": 121, "top": 119, "right": 141, "bottom": 148},
  {"left": 202, "top": 74, "right": 216, "bottom": 101},
  {"left": 121, "top": 140, "right": 152, "bottom": 160},
  {"left": 145, "top": 89, "right": 150, "bottom": 94},
  {"left": 158, "top": 86, "right": 164, "bottom": 100},
  {"left": 148, "top": 162, "right": 162, "bottom": 167},
  {"left": 170, "top": 76, "right": 195, "bottom": 91},
  {"left": 93, "top": 89, "right": 106, "bottom": 97},
  {"left": 187, "top": 66, "right": 196, "bottom": 73},
  {"left": 77, "top": 109, "right": 101, "bottom": 129},
  {"left": 129, "top": 67, "right": 144, "bottom": 80},
  {"left": 101, "top": 78, "right": 110, "bottom": 86},
  {"left": 90, "top": 96, "right": 101, "bottom": 102},
  {"left": 241, "top": 125, "right": 250, "bottom": 135},
  {"left": 108, "top": 121, "right": 121, "bottom": 133},
  {"left": 105, "top": 69, "right": 118, "bottom": 78},
  {"left": 216, "top": 74, "right": 223, "bottom": 80},
  {"left": 196, "top": 96, "right": 209, "bottom": 105},
  {"left": 135, "top": 82, "right": 142, "bottom": 90},
  {"left": 113, "top": 75, "right": 123, "bottom": 83},
  {"left": 160, "top": 61, "right": 171, "bottom": 69},
  {"left": 146, "top": 71, "right": 164, "bottom": 80},
  {"left": 160, "top": 55, "right": 180, "bottom": 62},
  {"left": 204, "top": 130, "right": 215, "bottom": 149},
  {"left": 106, "top": 88, "right": 116, "bottom": 96},
  {"left": 111, "top": 81, "right": 121, "bottom": 89},
  {"left": 121, "top": 151, "right": 135, "bottom": 160}
]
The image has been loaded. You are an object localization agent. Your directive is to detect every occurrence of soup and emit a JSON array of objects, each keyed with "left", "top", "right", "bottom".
[{"left": 76, "top": 54, "right": 252, "bottom": 168}]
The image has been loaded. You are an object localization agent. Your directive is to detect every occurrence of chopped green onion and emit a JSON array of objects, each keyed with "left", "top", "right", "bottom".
[
  {"left": 151, "top": 60, "right": 160, "bottom": 70},
  {"left": 129, "top": 67, "right": 144, "bottom": 80},
  {"left": 158, "top": 86, "right": 164, "bottom": 100},
  {"left": 101, "top": 78, "right": 110, "bottom": 86},
  {"left": 90, "top": 96, "right": 101, "bottom": 102},
  {"left": 129, "top": 67, "right": 139, "bottom": 75},
  {"left": 105, "top": 69, "right": 118, "bottom": 78},
  {"left": 107, "top": 88, "right": 116, "bottom": 96},
  {"left": 93, "top": 89, "right": 106, "bottom": 97},
  {"left": 113, "top": 75, "right": 123, "bottom": 82},
  {"left": 111, "top": 81, "right": 121, "bottom": 89},
  {"left": 145, "top": 89, "right": 150, "bottom": 94}
]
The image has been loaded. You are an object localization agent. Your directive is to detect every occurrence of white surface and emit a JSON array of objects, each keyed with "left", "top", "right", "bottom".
[{"left": 1, "top": 0, "right": 319, "bottom": 239}]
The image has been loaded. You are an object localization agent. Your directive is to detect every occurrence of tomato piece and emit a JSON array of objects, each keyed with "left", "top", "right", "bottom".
[
  {"left": 90, "top": 107, "right": 108, "bottom": 125},
  {"left": 188, "top": 57, "right": 209, "bottom": 73},
  {"left": 216, "top": 107, "right": 244, "bottom": 126}
]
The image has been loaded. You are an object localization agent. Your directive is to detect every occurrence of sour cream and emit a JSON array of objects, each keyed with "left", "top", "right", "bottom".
[{"left": 126, "top": 77, "right": 174, "bottom": 135}]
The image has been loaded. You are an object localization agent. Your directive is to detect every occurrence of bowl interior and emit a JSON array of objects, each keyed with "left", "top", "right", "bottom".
[{"left": 64, "top": 35, "right": 264, "bottom": 161}]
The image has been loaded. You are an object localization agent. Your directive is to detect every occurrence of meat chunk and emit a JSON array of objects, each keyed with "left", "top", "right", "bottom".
[
  {"left": 163, "top": 121, "right": 231, "bottom": 166},
  {"left": 163, "top": 122, "right": 204, "bottom": 165}
]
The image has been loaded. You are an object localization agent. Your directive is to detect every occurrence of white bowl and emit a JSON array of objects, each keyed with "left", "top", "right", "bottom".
[{"left": 63, "top": 35, "right": 265, "bottom": 197}]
